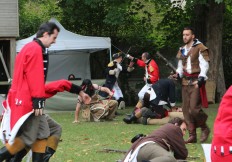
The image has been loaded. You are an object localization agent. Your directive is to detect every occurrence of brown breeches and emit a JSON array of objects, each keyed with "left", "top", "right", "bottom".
[{"left": 182, "top": 85, "right": 208, "bottom": 127}]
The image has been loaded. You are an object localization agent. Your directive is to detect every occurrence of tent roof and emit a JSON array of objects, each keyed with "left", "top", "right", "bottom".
[{"left": 16, "top": 18, "right": 111, "bottom": 53}]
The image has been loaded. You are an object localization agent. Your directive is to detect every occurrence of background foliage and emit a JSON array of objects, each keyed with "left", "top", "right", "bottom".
[
  {"left": 19, "top": 0, "right": 63, "bottom": 38},
  {"left": 18, "top": 0, "right": 232, "bottom": 95}
]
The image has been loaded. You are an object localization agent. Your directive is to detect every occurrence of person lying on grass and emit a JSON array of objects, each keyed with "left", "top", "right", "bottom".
[{"left": 123, "top": 79, "right": 182, "bottom": 125}]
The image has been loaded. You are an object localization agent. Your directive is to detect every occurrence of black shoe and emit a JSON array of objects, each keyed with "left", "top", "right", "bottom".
[
  {"left": 115, "top": 111, "right": 122, "bottom": 116},
  {"left": 123, "top": 118, "right": 132, "bottom": 124},
  {"left": 131, "top": 134, "right": 145, "bottom": 143}
]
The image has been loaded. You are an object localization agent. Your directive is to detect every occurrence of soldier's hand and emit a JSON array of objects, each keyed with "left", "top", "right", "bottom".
[
  {"left": 169, "top": 73, "right": 180, "bottom": 80},
  {"left": 143, "top": 77, "right": 146, "bottom": 82},
  {"left": 109, "top": 91, "right": 114, "bottom": 98},
  {"left": 172, "top": 73, "right": 179, "bottom": 79},
  {"left": 34, "top": 108, "right": 43, "bottom": 116},
  {"left": 32, "top": 98, "right": 45, "bottom": 116},
  {"left": 126, "top": 54, "right": 133, "bottom": 60},
  {"left": 197, "top": 77, "right": 205, "bottom": 88},
  {"left": 128, "top": 61, "right": 134, "bottom": 67},
  {"left": 192, "top": 80, "right": 198, "bottom": 88}
]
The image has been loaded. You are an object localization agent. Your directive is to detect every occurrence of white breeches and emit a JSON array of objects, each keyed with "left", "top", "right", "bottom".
[{"left": 112, "top": 82, "right": 123, "bottom": 100}]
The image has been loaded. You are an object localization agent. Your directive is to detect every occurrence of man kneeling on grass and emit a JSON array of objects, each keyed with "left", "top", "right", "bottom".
[
  {"left": 123, "top": 117, "right": 188, "bottom": 162},
  {"left": 73, "top": 79, "right": 118, "bottom": 123}
]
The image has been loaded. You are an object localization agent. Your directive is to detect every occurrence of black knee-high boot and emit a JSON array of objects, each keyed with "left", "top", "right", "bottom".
[
  {"left": 43, "top": 147, "right": 55, "bottom": 162},
  {"left": 9, "top": 148, "right": 29, "bottom": 162},
  {"left": 32, "top": 152, "right": 44, "bottom": 162},
  {"left": 0, "top": 147, "right": 13, "bottom": 162},
  {"left": 31, "top": 139, "right": 46, "bottom": 162},
  {"left": 43, "top": 135, "right": 59, "bottom": 162}
]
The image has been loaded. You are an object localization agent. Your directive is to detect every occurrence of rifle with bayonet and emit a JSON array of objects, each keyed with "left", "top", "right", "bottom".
[
  {"left": 156, "top": 51, "right": 181, "bottom": 82},
  {"left": 156, "top": 51, "right": 176, "bottom": 72}
]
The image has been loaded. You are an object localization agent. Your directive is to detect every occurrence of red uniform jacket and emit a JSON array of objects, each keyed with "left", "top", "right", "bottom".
[
  {"left": 211, "top": 86, "right": 232, "bottom": 162},
  {"left": 0, "top": 41, "right": 46, "bottom": 144},
  {"left": 136, "top": 59, "right": 159, "bottom": 84}
]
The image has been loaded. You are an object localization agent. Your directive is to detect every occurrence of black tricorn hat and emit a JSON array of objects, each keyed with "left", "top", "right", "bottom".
[{"left": 112, "top": 52, "right": 123, "bottom": 59}]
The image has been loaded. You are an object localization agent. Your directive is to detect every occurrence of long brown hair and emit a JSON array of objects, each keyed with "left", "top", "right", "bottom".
[{"left": 81, "top": 79, "right": 95, "bottom": 97}]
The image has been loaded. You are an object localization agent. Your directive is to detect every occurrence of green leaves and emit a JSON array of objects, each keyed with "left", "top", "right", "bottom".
[
  {"left": 19, "top": 0, "right": 63, "bottom": 39},
  {"left": 215, "top": 0, "right": 224, "bottom": 3}
]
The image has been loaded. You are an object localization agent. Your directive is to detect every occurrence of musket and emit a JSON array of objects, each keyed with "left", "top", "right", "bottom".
[
  {"left": 98, "top": 148, "right": 127, "bottom": 154},
  {"left": 156, "top": 51, "right": 176, "bottom": 72}
]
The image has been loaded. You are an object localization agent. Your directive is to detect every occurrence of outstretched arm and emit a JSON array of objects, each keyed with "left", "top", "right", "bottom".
[
  {"left": 101, "top": 87, "right": 113, "bottom": 97},
  {"left": 93, "top": 84, "right": 113, "bottom": 97},
  {"left": 44, "top": 79, "right": 91, "bottom": 104}
]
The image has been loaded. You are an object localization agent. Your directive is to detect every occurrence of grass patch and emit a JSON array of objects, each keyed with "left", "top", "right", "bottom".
[{"left": 1, "top": 104, "right": 219, "bottom": 162}]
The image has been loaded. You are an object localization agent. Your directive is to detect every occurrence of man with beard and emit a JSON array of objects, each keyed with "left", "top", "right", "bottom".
[{"left": 171, "top": 27, "right": 210, "bottom": 144}]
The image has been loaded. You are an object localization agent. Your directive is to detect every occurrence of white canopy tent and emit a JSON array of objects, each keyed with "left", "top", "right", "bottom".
[
  {"left": 16, "top": 18, "right": 111, "bottom": 81},
  {"left": 16, "top": 18, "right": 111, "bottom": 111}
]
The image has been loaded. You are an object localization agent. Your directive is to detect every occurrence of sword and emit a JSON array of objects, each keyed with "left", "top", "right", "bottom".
[{"left": 119, "top": 46, "right": 132, "bottom": 64}]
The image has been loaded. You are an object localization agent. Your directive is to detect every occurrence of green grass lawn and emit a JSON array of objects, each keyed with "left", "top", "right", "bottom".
[
  {"left": 49, "top": 103, "right": 218, "bottom": 162},
  {"left": 1, "top": 104, "right": 219, "bottom": 162}
]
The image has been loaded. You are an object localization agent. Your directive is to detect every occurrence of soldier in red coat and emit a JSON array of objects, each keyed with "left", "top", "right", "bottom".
[
  {"left": 123, "top": 52, "right": 159, "bottom": 124},
  {"left": 6, "top": 79, "right": 91, "bottom": 162},
  {"left": 0, "top": 22, "right": 61, "bottom": 161},
  {"left": 128, "top": 52, "right": 159, "bottom": 99},
  {"left": 211, "top": 86, "right": 232, "bottom": 162}
]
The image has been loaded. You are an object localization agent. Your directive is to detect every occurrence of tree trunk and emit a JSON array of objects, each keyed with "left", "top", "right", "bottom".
[
  {"left": 216, "top": 59, "right": 226, "bottom": 101},
  {"left": 206, "top": 0, "right": 225, "bottom": 102}
]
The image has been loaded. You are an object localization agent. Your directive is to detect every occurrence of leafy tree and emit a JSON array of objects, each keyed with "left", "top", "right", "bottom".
[
  {"left": 222, "top": 1, "right": 232, "bottom": 88},
  {"left": 57, "top": 0, "right": 155, "bottom": 50},
  {"left": 18, "top": 0, "right": 62, "bottom": 39},
  {"left": 149, "top": 0, "right": 227, "bottom": 101},
  {"left": 18, "top": 0, "right": 232, "bottom": 101}
]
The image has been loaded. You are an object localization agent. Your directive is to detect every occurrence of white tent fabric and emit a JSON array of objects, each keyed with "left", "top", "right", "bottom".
[{"left": 16, "top": 18, "right": 111, "bottom": 81}]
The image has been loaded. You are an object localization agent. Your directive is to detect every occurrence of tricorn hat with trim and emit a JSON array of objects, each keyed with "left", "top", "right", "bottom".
[{"left": 112, "top": 52, "right": 123, "bottom": 59}]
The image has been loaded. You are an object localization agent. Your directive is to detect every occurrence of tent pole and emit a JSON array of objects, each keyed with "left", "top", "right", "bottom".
[{"left": 109, "top": 46, "right": 112, "bottom": 61}]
